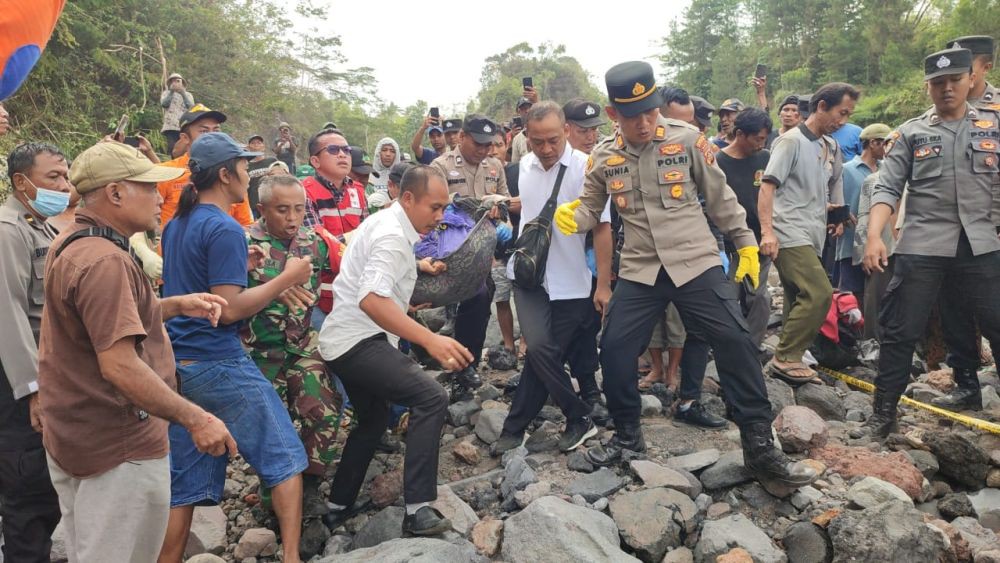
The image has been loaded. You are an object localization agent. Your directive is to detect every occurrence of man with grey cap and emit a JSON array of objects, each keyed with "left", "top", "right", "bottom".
[
  {"left": 713, "top": 98, "right": 745, "bottom": 148},
  {"left": 160, "top": 72, "right": 195, "bottom": 157},
  {"left": 273, "top": 121, "right": 299, "bottom": 175},
  {"left": 510, "top": 88, "right": 540, "bottom": 163},
  {"left": 38, "top": 141, "right": 235, "bottom": 562},
  {"left": 863, "top": 47, "right": 1000, "bottom": 437}
]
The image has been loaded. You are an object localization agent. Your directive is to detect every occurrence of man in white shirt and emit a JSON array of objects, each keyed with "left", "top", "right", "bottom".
[
  {"left": 318, "top": 165, "right": 472, "bottom": 535},
  {"left": 491, "top": 102, "right": 608, "bottom": 458}
]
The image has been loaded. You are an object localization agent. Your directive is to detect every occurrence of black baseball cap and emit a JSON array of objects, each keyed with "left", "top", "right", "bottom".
[
  {"left": 389, "top": 162, "right": 412, "bottom": 185},
  {"left": 563, "top": 99, "right": 606, "bottom": 128},
  {"left": 189, "top": 132, "right": 259, "bottom": 173},
  {"left": 924, "top": 47, "right": 973, "bottom": 80},
  {"left": 778, "top": 94, "right": 799, "bottom": 110},
  {"left": 605, "top": 61, "right": 661, "bottom": 118},
  {"left": 350, "top": 146, "right": 376, "bottom": 176},
  {"left": 690, "top": 96, "right": 715, "bottom": 130},
  {"left": 463, "top": 114, "right": 499, "bottom": 144},
  {"left": 517, "top": 97, "right": 533, "bottom": 109},
  {"left": 442, "top": 119, "right": 461, "bottom": 132},
  {"left": 179, "top": 104, "right": 227, "bottom": 131},
  {"left": 946, "top": 36, "right": 995, "bottom": 58}
]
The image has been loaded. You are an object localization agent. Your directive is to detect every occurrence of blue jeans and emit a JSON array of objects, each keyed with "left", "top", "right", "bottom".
[{"left": 168, "top": 355, "right": 307, "bottom": 507}]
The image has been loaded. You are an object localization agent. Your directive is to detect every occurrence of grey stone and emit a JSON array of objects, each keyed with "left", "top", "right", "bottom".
[
  {"left": 474, "top": 409, "right": 508, "bottom": 444},
  {"left": 828, "top": 500, "right": 948, "bottom": 562},
  {"left": 794, "top": 384, "right": 846, "bottom": 422},
  {"left": 514, "top": 481, "right": 552, "bottom": 509},
  {"left": 694, "top": 513, "right": 787, "bottom": 563},
  {"left": 609, "top": 487, "right": 699, "bottom": 562},
  {"left": 847, "top": 476, "right": 913, "bottom": 509},
  {"left": 233, "top": 528, "right": 277, "bottom": 560},
  {"left": 699, "top": 450, "right": 752, "bottom": 490},
  {"left": 781, "top": 522, "right": 832, "bottom": 563},
  {"left": 322, "top": 535, "right": 353, "bottom": 557},
  {"left": 938, "top": 493, "right": 978, "bottom": 521},
  {"left": 501, "top": 445, "right": 528, "bottom": 466},
  {"left": 447, "top": 400, "right": 481, "bottom": 427},
  {"left": 185, "top": 555, "right": 226, "bottom": 563},
  {"left": 665, "top": 449, "right": 720, "bottom": 473},
  {"left": 951, "top": 517, "right": 1000, "bottom": 558},
  {"left": 765, "top": 377, "right": 797, "bottom": 415},
  {"left": 924, "top": 430, "right": 991, "bottom": 489},
  {"left": 500, "top": 456, "right": 537, "bottom": 499},
  {"left": 184, "top": 506, "right": 227, "bottom": 557},
  {"left": 318, "top": 537, "right": 479, "bottom": 563},
  {"left": 630, "top": 460, "right": 697, "bottom": 496},
  {"left": 566, "top": 467, "right": 625, "bottom": 503},
  {"left": 662, "top": 546, "right": 695, "bottom": 563},
  {"left": 477, "top": 384, "right": 502, "bottom": 402},
  {"left": 352, "top": 506, "right": 405, "bottom": 550},
  {"left": 223, "top": 478, "right": 242, "bottom": 499},
  {"left": 567, "top": 450, "right": 596, "bottom": 473},
  {"left": 774, "top": 405, "right": 829, "bottom": 453},
  {"left": 906, "top": 450, "right": 940, "bottom": 480},
  {"left": 592, "top": 497, "right": 609, "bottom": 511},
  {"left": 971, "top": 489, "right": 1000, "bottom": 532},
  {"left": 300, "top": 518, "right": 330, "bottom": 559},
  {"left": 641, "top": 394, "right": 663, "bottom": 416},
  {"left": 431, "top": 485, "right": 480, "bottom": 536},
  {"left": 790, "top": 486, "right": 824, "bottom": 511},
  {"left": 501, "top": 496, "right": 640, "bottom": 563},
  {"left": 984, "top": 386, "right": 1000, "bottom": 410}
]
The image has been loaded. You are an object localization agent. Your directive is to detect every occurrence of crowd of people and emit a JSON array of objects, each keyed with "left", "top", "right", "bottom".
[{"left": 0, "top": 29, "right": 997, "bottom": 563}]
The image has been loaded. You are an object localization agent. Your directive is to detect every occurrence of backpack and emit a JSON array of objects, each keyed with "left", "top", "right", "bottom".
[{"left": 510, "top": 164, "right": 567, "bottom": 290}]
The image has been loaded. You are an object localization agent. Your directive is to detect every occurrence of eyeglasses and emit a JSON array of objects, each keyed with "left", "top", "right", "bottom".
[{"left": 313, "top": 144, "right": 351, "bottom": 156}]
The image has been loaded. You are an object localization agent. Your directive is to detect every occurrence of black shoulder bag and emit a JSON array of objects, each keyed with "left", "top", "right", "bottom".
[{"left": 510, "top": 164, "right": 568, "bottom": 290}]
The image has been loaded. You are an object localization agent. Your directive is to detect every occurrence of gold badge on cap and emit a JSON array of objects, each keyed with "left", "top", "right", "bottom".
[
  {"left": 670, "top": 184, "right": 683, "bottom": 199},
  {"left": 606, "top": 155, "right": 626, "bottom": 166},
  {"left": 609, "top": 179, "right": 625, "bottom": 191},
  {"left": 632, "top": 82, "right": 647, "bottom": 96},
  {"left": 660, "top": 144, "right": 683, "bottom": 156}
]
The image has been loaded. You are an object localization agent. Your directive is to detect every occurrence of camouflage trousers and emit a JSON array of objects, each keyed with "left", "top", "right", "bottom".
[{"left": 252, "top": 348, "right": 344, "bottom": 476}]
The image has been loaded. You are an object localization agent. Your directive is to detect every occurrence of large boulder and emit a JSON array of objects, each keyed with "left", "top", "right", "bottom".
[
  {"left": 828, "top": 500, "right": 949, "bottom": 562},
  {"left": 694, "top": 514, "right": 787, "bottom": 563},
  {"left": 353, "top": 506, "right": 405, "bottom": 550},
  {"left": 951, "top": 517, "right": 1000, "bottom": 560},
  {"left": 184, "top": 506, "right": 227, "bottom": 557},
  {"left": 773, "top": 406, "right": 829, "bottom": 453},
  {"left": 317, "top": 537, "right": 479, "bottom": 563},
  {"left": 666, "top": 449, "right": 721, "bottom": 473},
  {"left": 431, "top": 485, "right": 480, "bottom": 536},
  {"left": 794, "top": 384, "right": 846, "bottom": 422},
  {"left": 501, "top": 496, "right": 640, "bottom": 563},
  {"left": 474, "top": 408, "right": 508, "bottom": 444},
  {"left": 923, "top": 430, "right": 991, "bottom": 489},
  {"left": 699, "top": 450, "right": 752, "bottom": 490},
  {"left": 780, "top": 522, "right": 832, "bottom": 563},
  {"left": 629, "top": 460, "right": 699, "bottom": 497},
  {"left": 811, "top": 444, "right": 923, "bottom": 499},
  {"left": 609, "top": 487, "right": 699, "bottom": 562}
]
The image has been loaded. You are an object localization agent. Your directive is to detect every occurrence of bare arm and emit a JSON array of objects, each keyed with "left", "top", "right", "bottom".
[
  {"left": 411, "top": 118, "right": 430, "bottom": 159},
  {"left": 211, "top": 256, "right": 311, "bottom": 325},
  {"left": 360, "top": 294, "right": 473, "bottom": 368},
  {"left": 593, "top": 222, "right": 613, "bottom": 314},
  {"left": 758, "top": 180, "right": 779, "bottom": 259}
]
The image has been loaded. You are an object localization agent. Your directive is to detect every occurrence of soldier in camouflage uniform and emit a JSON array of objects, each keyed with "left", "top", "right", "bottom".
[{"left": 241, "top": 175, "right": 345, "bottom": 514}]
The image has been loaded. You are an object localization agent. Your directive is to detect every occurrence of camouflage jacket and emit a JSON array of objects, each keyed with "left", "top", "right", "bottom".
[{"left": 241, "top": 220, "right": 331, "bottom": 357}]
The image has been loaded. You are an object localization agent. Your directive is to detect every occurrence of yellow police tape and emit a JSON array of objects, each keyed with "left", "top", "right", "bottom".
[{"left": 816, "top": 366, "right": 1000, "bottom": 436}]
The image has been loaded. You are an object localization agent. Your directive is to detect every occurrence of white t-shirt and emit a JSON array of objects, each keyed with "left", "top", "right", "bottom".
[{"left": 507, "top": 145, "right": 611, "bottom": 300}]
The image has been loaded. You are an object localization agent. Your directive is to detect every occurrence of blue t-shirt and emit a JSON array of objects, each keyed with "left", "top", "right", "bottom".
[
  {"left": 162, "top": 204, "right": 249, "bottom": 360},
  {"left": 831, "top": 123, "right": 863, "bottom": 162},
  {"left": 417, "top": 146, "right": 440, "bottom": 165}
]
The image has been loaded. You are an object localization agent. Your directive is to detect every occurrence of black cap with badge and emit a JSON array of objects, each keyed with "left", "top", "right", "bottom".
[
  {"left": 605, "top": 61, "right": 661, "bottom": 118},
  {"left": 463, "top": 114, "right": 499, "bottom": 144},
  {"left": 690, "top": 96, "right": 715, "bottom": 131},
  {"left": 563, "top": 99, "right": 606, "bottom": 128},
  {"left": 946, "top": 36, "right": 995, "bottom": 58},
  {"left": 350, "top": 146, "right": 378, "bottom": 177},
  {"left": 924, "top": 47, "right": 972, "bottom": 80},
  {"left": 442, "top": 118, "right": 461, "bottom": 133}
]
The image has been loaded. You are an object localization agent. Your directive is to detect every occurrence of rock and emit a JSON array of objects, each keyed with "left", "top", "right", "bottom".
[
  {"left": 716, "top": 548, "right": 754, "bottom": 563},
  {"left": 233, "top": 528, "right": 277, "bottom": 560},
  {"left": 477, "top": 383, "right": 502, "bottom": 402},
  {"left": 501, "top": 496, "right": 640, "bottom": 563},
  {"left": 952, "top": 517, "right": 1000, "bottom": 559},
  {"left": 811, "top": 445, "right": 923, "bottom": 499},
  {"left": 984, "top": 386, "right": 1000, "bottom": 410},
  {"left": 774, "top": 406, "right": 829, "bottom": 453},
  {"left": 630, "top": 460, "right": 697, "bottom": 496},
  {"left": 447, "top": 400, "right": 481, "bottom": 427},
  {"left": 481, "top": 399, "right": 506, "bottom": 411},
  {"left": 352, "top": 506, "right": 405, "bottom": 550},
  {"left": 641, "top": 394, "right": 663, "bottom": 416},
  {"left": 790, "top": 486, "right": 824, "bottom": 511},
  {"left": 609, "top": 487, "right": 699, "bottom": 562},
  {"left": 970, "top": 489, "right": 1000, "bottom": 532},
  {"left": 322, "top": 535, "right": 353, "bottom": 557},
  {"left": 431, "top": 485, "right": 480, "bottom": 536},
  {"left": 223, "top": 478, "right": 241, "bottom": 499},
  {"left": 939, "top": 493, "right": 978, "bottom": 520},
  {"left": 906, "top": 450, "right": 940, "bottom": 480},
  {"left": 474, "top": 409, "right": 508, "bottom": 444},
  {"left": 500, "top": 456, "right": 537, "bottom": 499},
  {"left": 471, "top": 518, "right": 503, "bottom": 557},
  {"left": 989, "top": 469, "right": 1000, "bottom": 488},
  {"left": 514, "top": 481, "right": 552, "bottom": 509},
  {"left": 452, "top": 441, "right": 481, "bottom": 466},
  {"left": 926, "top": 369, "right": 956, "bottom": 393},
  {"left": 847, "top": 476, "right": 913, "bottom": 509},
  {"left": 300, "top": 519, "right": 330, "bottom": 560},
  {"left": 781, "top": 522, "right": 832, "bottom": 563},
  {"left": 765, "top": 377, "right": 797, "bottom": 414},
  {"left": 501, "top": 445, "right": 529, "bottom": 466},
  {"left": 566, "top": 467, "right": 625, "bottom": 503},
  {"left": 185, "top": 555, "right": 226, "bottom": 563},
  {"left": 593, "top": 497, "right": 610, "bottom": 511},
  {"left": 184, "top": 506, "right": 227, "bottom": 557},
  {"left": 661, "top": 546, "right": 695, "bottom": 563},
  {"left": 567, "top": 450, "right": 595, "bottom": 473},
  {"left": 909, "top": 382, "right": 944, "bottom": 402},
  {"left": 317, "top": 537, "right": 478, "bottom": 563},
  {"left": 929, "top": 519, "right": 973, "bottom": 563},
  {"left": 924, "top": 430, "right": 991, "bottom": 489},
  {"left": 828, "top": 500, "right": 948, "bottom": 562},
  {"left": 794, "top": 384, "right": 845, "bottom": 421},
  {"left": 707, "top": 502, "right": 731, "bottom": 519},
  {"left": 525, "top": 421, "right": 560, "bottom": 453},
  {"left": 694, "top": 514, "right": 787, "bottom": 563},
  {"left": 978, "top": 551, "right": 1000, "bottom": 563},
  {"left": 665, "top": 449, "right": 721, "bottom": 473},
  {"left": 370, "top": 468, "right": 404, "bottom": 508},
  {"left": 699, "top": 450, "right": 752, "bottom": 490}
]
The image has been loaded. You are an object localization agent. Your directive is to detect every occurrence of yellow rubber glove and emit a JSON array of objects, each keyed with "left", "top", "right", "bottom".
[
  {"left": 555, "top": 199, "right": 581, "bottom": 235},
  {"left": 129, "top": 232, "right": 163, "bottom": 281},
  {"left": 734, "top": 246, "right": 761, "bottom": 290}
]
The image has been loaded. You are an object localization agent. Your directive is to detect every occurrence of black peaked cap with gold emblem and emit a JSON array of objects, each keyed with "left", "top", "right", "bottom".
[{"left": 605, "top": 61, "right": 661, "bottom": 118}]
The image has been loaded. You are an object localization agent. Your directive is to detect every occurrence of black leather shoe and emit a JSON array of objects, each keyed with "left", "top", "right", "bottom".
[
  {"left": 931, "top": 368, "right": 983, "bottom": 411},
  {"left": 740, "top": 422, "right": 818, "bottom": 497},
  {"left": 674, "top": 401, "right": 727, "bottom": 428},
  {"left": 864, "top": 390, "right": 899, "bottom": 439},
  {"left": 489, "top": 431, "right": 525, "bottom": 457},
  {"left": 403, "top": 506, "right": 452, "bottom": 536},
  {"left": 584, "top": 422, "right": 645, "bottom": 466},
  {"left": 322, "top": 500, "right": 370, "bottom": 530},
  {"left": 558, "top": 417, "right": 598, "bottom": 452}
]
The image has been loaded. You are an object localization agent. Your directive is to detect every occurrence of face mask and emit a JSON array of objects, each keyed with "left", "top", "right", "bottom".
[{"left": 20, "top": 175, "right": 70, "bottom": 217}]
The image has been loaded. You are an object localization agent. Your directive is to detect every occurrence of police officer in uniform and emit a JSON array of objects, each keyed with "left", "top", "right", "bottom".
[
  {"left": 431, "top": 115, "right": 520, "bottom": 392},
  {"left": 555, "top": 61, "right": 817, "bottom": 493},
  {"left": 947, "top": 36, "right": 999, "bottom": 107},
  {"left": 863, "top": 48, "right": 1000, "bottom": 437}
]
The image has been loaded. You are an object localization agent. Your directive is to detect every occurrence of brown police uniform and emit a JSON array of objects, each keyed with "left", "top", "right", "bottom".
[{"left": 430, "top": 147, "right": 509, "bottom": 198}]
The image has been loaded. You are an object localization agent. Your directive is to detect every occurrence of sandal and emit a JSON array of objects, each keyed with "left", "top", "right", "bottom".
[
  {"left": 766, "top": 360, "right": 821, "bottom": 386},
  {"left": 637, "top": 373, "right": 663, "bottom": 391}
]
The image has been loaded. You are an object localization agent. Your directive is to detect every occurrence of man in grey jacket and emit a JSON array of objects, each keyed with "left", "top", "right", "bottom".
[{"left": 160, "top": 72, "right": 195, "bottom": 157}]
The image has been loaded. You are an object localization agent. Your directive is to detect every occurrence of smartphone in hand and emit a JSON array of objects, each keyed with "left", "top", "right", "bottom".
[
  {"left": 522, "top": 77, "right": 533, "bottom": 89},
  {"left": 754, "top": 63, "right": 767, "bottom": 78},
  {"left": 429, "top": 107, "right": 440, "bottom": 126}
]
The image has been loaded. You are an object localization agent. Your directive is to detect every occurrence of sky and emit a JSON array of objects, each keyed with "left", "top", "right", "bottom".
[{"left": 291, "top": 1, "right": 690, "bottom": 112}]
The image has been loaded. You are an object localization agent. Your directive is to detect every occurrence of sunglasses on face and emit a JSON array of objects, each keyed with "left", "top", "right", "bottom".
[{"left": 313, "top": 144, "right": 351, "bottom": 156}]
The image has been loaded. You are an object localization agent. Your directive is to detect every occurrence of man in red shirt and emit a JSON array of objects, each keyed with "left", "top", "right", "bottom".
[{"left": 301, "top": 129, "right": 368, "bottom": 323}]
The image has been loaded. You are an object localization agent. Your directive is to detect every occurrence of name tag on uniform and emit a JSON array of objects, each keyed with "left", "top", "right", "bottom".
[{"left": 349, "top": 190, "right": 361, "bottom": 209}]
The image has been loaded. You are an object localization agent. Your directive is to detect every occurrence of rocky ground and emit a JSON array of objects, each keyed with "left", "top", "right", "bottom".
[{"left": 44, "top": 283, "right": 1000, "bottom": 563}]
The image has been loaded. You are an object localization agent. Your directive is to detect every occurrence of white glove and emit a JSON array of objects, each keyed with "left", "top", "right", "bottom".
[
  {"left": 129, "top": 232, "right": 163, "bottom": 281},
  {"left": 368, "top": 192, "right": 390, "bottom": 209}
]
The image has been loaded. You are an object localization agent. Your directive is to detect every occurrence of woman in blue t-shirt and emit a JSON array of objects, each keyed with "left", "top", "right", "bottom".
[{"left": 159, "top": 132, "right": 312, "bottom": 563}]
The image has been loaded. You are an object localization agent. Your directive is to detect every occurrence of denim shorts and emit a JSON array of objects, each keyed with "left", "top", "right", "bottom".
[{"left": 169, "top": 355, "right": 308, "bottom": 507}]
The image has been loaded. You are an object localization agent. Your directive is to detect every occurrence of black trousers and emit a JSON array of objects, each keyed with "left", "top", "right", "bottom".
[
  {"left": 877, "top": 239, "right": 1000, "bottom": 396},
  {"left": 600, "top": 267, "right": 772, "bottom": 426},
  {"left": 863, "top": 257, "right": 895, "bottom": 340},
  {"left": 455, "top": 288, "right": 492, "bottom": 366},
  {"left": 0, "top": 445, "right": 61, "bottom": 563},
  {"left": 502, "top": 288, "right": 593, "bottom": 434},
  {"left": 327, "top": 335, "right": 448, "bottom": 505},
  {"left": 565, "top": 278, "right": 602, "bottom": 399}
]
